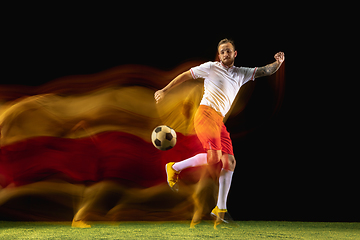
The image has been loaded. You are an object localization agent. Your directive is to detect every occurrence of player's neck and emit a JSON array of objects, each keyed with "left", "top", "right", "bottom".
[{"left": 220, "top": 61, "right": 234, "bottom": 69}]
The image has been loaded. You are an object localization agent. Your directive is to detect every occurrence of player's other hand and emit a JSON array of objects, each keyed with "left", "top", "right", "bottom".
[
  {"left": 274, "top": 52, "right": 285, "bottom": 64},
  {"left": 154, "top": 90, "right": 165, "bottom": 104}
]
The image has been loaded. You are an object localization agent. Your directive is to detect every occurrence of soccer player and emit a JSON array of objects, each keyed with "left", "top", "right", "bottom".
[{"left": 154, "top": 39, "right": 284, "bottom": 224}]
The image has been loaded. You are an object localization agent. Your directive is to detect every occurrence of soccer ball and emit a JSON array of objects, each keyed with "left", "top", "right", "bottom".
[{"left": 151, "top": 125, "right": 177, "bottom": 150}]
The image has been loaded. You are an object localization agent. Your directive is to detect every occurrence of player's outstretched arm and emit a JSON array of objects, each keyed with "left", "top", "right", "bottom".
[
  {"left": 154, "top": 70, "right": 193, "bottom": 103},
  {"left": 255, "top": 52, "right": 285, "bottom": 79}
]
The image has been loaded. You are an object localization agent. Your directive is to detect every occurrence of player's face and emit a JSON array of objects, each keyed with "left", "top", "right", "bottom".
[{"left": 218, "top": 43, "right": 237, "bottom": 67}]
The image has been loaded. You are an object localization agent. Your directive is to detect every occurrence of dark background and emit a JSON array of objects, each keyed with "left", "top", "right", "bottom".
[{"left": 2, "top": 5, "right": 357, "bottom": 221}]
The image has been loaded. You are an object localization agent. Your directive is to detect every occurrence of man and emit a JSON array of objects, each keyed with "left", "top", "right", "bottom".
[{"left": 154, "top": 39, "right": 284, "bottom": 225}]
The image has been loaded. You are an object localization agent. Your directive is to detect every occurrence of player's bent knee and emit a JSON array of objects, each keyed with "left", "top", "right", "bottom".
[
  {"left": 228, "top": 155, "right": 236, "bottom": 171},
  {"left": 207, "top": 156, "right": 221, "bottom": 165},
  {"left": 220, "top": 154, "right": 236, "bottom": 171},
  {"left": 207, "top": 150, "right": 222, "bottom": 165}
]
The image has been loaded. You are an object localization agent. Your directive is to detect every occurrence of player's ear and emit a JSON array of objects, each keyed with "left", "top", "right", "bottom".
[
  {"left": 234, "top": 50, "right": 237, "bottom": 58},
  {"left": 216, "top": 52, "right": 220, "bottom": 62}
]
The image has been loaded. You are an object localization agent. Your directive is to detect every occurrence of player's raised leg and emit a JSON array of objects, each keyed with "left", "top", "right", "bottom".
[{"left": 166, "top": 153, "right": 208, "bottom": 191}]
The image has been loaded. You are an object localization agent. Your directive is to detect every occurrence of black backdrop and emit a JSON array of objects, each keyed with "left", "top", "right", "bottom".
[{"left": 2, "top": 5, "right": 357, "bottom": 222}]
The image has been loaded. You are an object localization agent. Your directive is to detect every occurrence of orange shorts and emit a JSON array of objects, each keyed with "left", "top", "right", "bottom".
[{"left": 194, "top": 105, "right": 234, "bottom": 155}]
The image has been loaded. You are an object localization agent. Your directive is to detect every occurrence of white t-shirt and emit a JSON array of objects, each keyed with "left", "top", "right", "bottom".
[{"left": 190, "top": 61, "right": 257, "bottom": 117}]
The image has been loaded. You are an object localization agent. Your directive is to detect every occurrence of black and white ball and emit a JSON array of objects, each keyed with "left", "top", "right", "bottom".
[{"left": 151, "top": 125, "right": 177, "bottom": 150}]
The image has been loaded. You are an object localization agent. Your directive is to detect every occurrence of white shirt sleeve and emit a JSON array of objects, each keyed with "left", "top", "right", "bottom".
[
  {"left": 190, "top": 62, "right": 212, "bottom": 79},
  {"left": 239, "top": 67, "right": 258, "bottom": 85}
]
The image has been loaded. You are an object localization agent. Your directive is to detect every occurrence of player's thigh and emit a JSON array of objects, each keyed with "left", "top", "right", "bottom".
[
  {"left": 194, "top": 108, "right": 222, "bottom": 151},
  {"left": 220, "top": 124, "right": 234, "bottom": 156}
]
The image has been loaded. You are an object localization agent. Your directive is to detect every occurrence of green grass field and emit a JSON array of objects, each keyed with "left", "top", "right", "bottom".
[{"left": 0, "top": 221, "right": 359, "bottom": 239}]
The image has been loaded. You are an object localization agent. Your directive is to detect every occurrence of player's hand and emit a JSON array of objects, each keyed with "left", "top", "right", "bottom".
[
  {"left": 274, "top": 52, "right": 285, "bottom": 64},
  {"left": 154, "top": 90, "right": 165, "bottom": 104}
]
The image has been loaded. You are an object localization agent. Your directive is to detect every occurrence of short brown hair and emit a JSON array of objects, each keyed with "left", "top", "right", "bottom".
[{"left": 217, "top": 38, "right": 236, "bottom": 51}]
